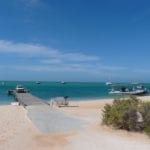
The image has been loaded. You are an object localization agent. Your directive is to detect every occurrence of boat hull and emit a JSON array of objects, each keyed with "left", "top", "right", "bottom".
[{"left": 109, "top": 90, "right": 148, "bottom": 96}]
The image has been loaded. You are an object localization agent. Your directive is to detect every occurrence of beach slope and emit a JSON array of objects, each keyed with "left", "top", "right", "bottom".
[{"left": 0, "top": 97, "right": 150, "bottom": 150}]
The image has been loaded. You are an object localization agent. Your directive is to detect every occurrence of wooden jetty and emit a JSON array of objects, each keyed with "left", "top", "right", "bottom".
[
  {"left": 8, "top": 86, "right": 48, "bottom": 107},
  {"left": 14, "top": 92, "right": 47, "bottom": 107},
  {"left": 8, "top": 85, "right": 68, "bottom": 107}
]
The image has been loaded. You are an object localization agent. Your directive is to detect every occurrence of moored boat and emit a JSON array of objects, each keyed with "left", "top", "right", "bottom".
[
  {"left": 60, "top": 81, "right": 66, "bottom": 84},
  {"left": 15, "top": 85, "right": 29, "bottom": 93},
  {"left": 106, "top": 82, "right": 112, "bottom": 85},
  {"left": 109, "top": 83, "right": 148, "bottom": 96},
  {"left": 35, "top": 81, "right": 41, "bottom": 84}
]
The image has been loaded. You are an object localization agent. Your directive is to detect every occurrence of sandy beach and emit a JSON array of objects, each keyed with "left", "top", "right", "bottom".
[{"left": 0, "top": 96, "right": 150, "bottom": 150}]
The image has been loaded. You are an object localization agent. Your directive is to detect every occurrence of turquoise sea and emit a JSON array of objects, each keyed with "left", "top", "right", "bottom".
[{"left": 0, "top": 81, "right": 150, "bottom": 105}]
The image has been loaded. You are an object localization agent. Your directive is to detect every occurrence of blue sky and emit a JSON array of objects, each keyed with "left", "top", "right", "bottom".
[{"left": 0, "top": 0, "right": 150, "bottom": 82}]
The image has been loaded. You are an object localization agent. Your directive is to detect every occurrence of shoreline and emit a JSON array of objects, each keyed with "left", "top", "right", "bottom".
[
  {"left": 69, "top": 95, "right": 150, "bottom": 104},
  {"left": 1, "top": 95, "right": 150, "bottom": 107}
]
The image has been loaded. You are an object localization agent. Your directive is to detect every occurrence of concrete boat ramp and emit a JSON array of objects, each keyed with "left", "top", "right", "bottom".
[
  {"left": 26, "top": 105, "right": 87, "bottom": 133},
  {"left": 12, "top": 92, "right": 87, "bottom": 133}
]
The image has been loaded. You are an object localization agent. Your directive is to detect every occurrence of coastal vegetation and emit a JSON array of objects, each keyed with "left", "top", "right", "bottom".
[{"left": 102, "top": 96, "right": 150, "bottom": 136}]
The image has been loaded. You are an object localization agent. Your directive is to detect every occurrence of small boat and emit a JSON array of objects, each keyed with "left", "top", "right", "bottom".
[
  {"left": 60, "top": 81, "right": 66, "bottom": 84},
  {"left": 35, "top": 81, "right": 41, "bottom": 84},
  {"left": 106, "top": 81, "right": 112, "bottom": 85},
  {"left": 8, "top": 85, "right": 29, "bottom": 95},
  {"left": 15, "top": 85, "right": 29, "bottom": 93},
  {"left": 109, "top": 83, "right": 148, "bottom": 96},
  {"left": 7, "top": 90, "right": 14, "bottom": 95}
]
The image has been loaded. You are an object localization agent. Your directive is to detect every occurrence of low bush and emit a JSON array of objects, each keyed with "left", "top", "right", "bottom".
[{"left": 102, "top": 96, "right": 150, "bottom": 136}]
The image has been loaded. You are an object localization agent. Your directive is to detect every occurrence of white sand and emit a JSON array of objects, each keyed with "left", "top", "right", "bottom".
[
  {"left": 0, "top": 96, "right": 150, "bottom": 150},
  {"left": 60, "top": 96, "right": 150, "bottom": 150},
  {"left": 0, "top": 105, "right": 70, "bottom": 150}
]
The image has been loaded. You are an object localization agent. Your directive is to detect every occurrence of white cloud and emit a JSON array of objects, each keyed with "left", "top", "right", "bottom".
[
  {"left": 96, "top": 64, "right": 127, "bottom": 71},
  {"left": 61, "top": 53, "right": 99, "bottom": 61},
  {"left": 21, "top": 0, "right": 40, "bottom": 7},
  {"left": 0, "top": 40, "right": 99, "bottom": 62},
  {"left": 0, "top": 63, "right": 127, "bottom": 76},
  {"left": 0, "top": 40, "right": 58, "bottom": 57},
  {"left": 0, "top": 40, "right": 131, "bottom": 80},
  {"left": 41, "top": 59, "right": 62, "bottom": 64},
  {"left": 132, "top": 69, "right": 150, "bottom": 74}
]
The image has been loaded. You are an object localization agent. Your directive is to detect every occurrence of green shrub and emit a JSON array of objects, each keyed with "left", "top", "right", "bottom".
[
  {"left": 140, "top": 102, "right": 150, "bottom": 135},
  {"left": 140, "top": 102, "right": 150, "bottom": 125},
  {"left": 102, "top": 96, "right": 144, "bottom": 131},
  {"left": 144, "top": 126, "right": 150, "bottom": 136}
]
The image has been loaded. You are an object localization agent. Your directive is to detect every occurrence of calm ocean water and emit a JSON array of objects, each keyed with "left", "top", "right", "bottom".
[{"left": 0, "top": 81, "right": 150, "bottom": 105}]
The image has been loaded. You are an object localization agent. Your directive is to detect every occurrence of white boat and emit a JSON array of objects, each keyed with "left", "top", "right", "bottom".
[
  {"left": 35, "top": 81, "right": 41, "bottom": 84},
  {"left": 109, "top": 89, "right": 147, "bottom": 95},
  {"left": 60, "top": 81, "right": 66, "bottom": 84},
  {"left": 16, "top": 85, "right": 29, "bottom": 93},
  {"left": 106, "top": 82, "right": 112, "bottom": 85},
  {"left": 8, "top": 85, "right": 29, "bottom": 95},
  {"left": 109, "top": 84, "right": 148, "bottom": 96}
]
